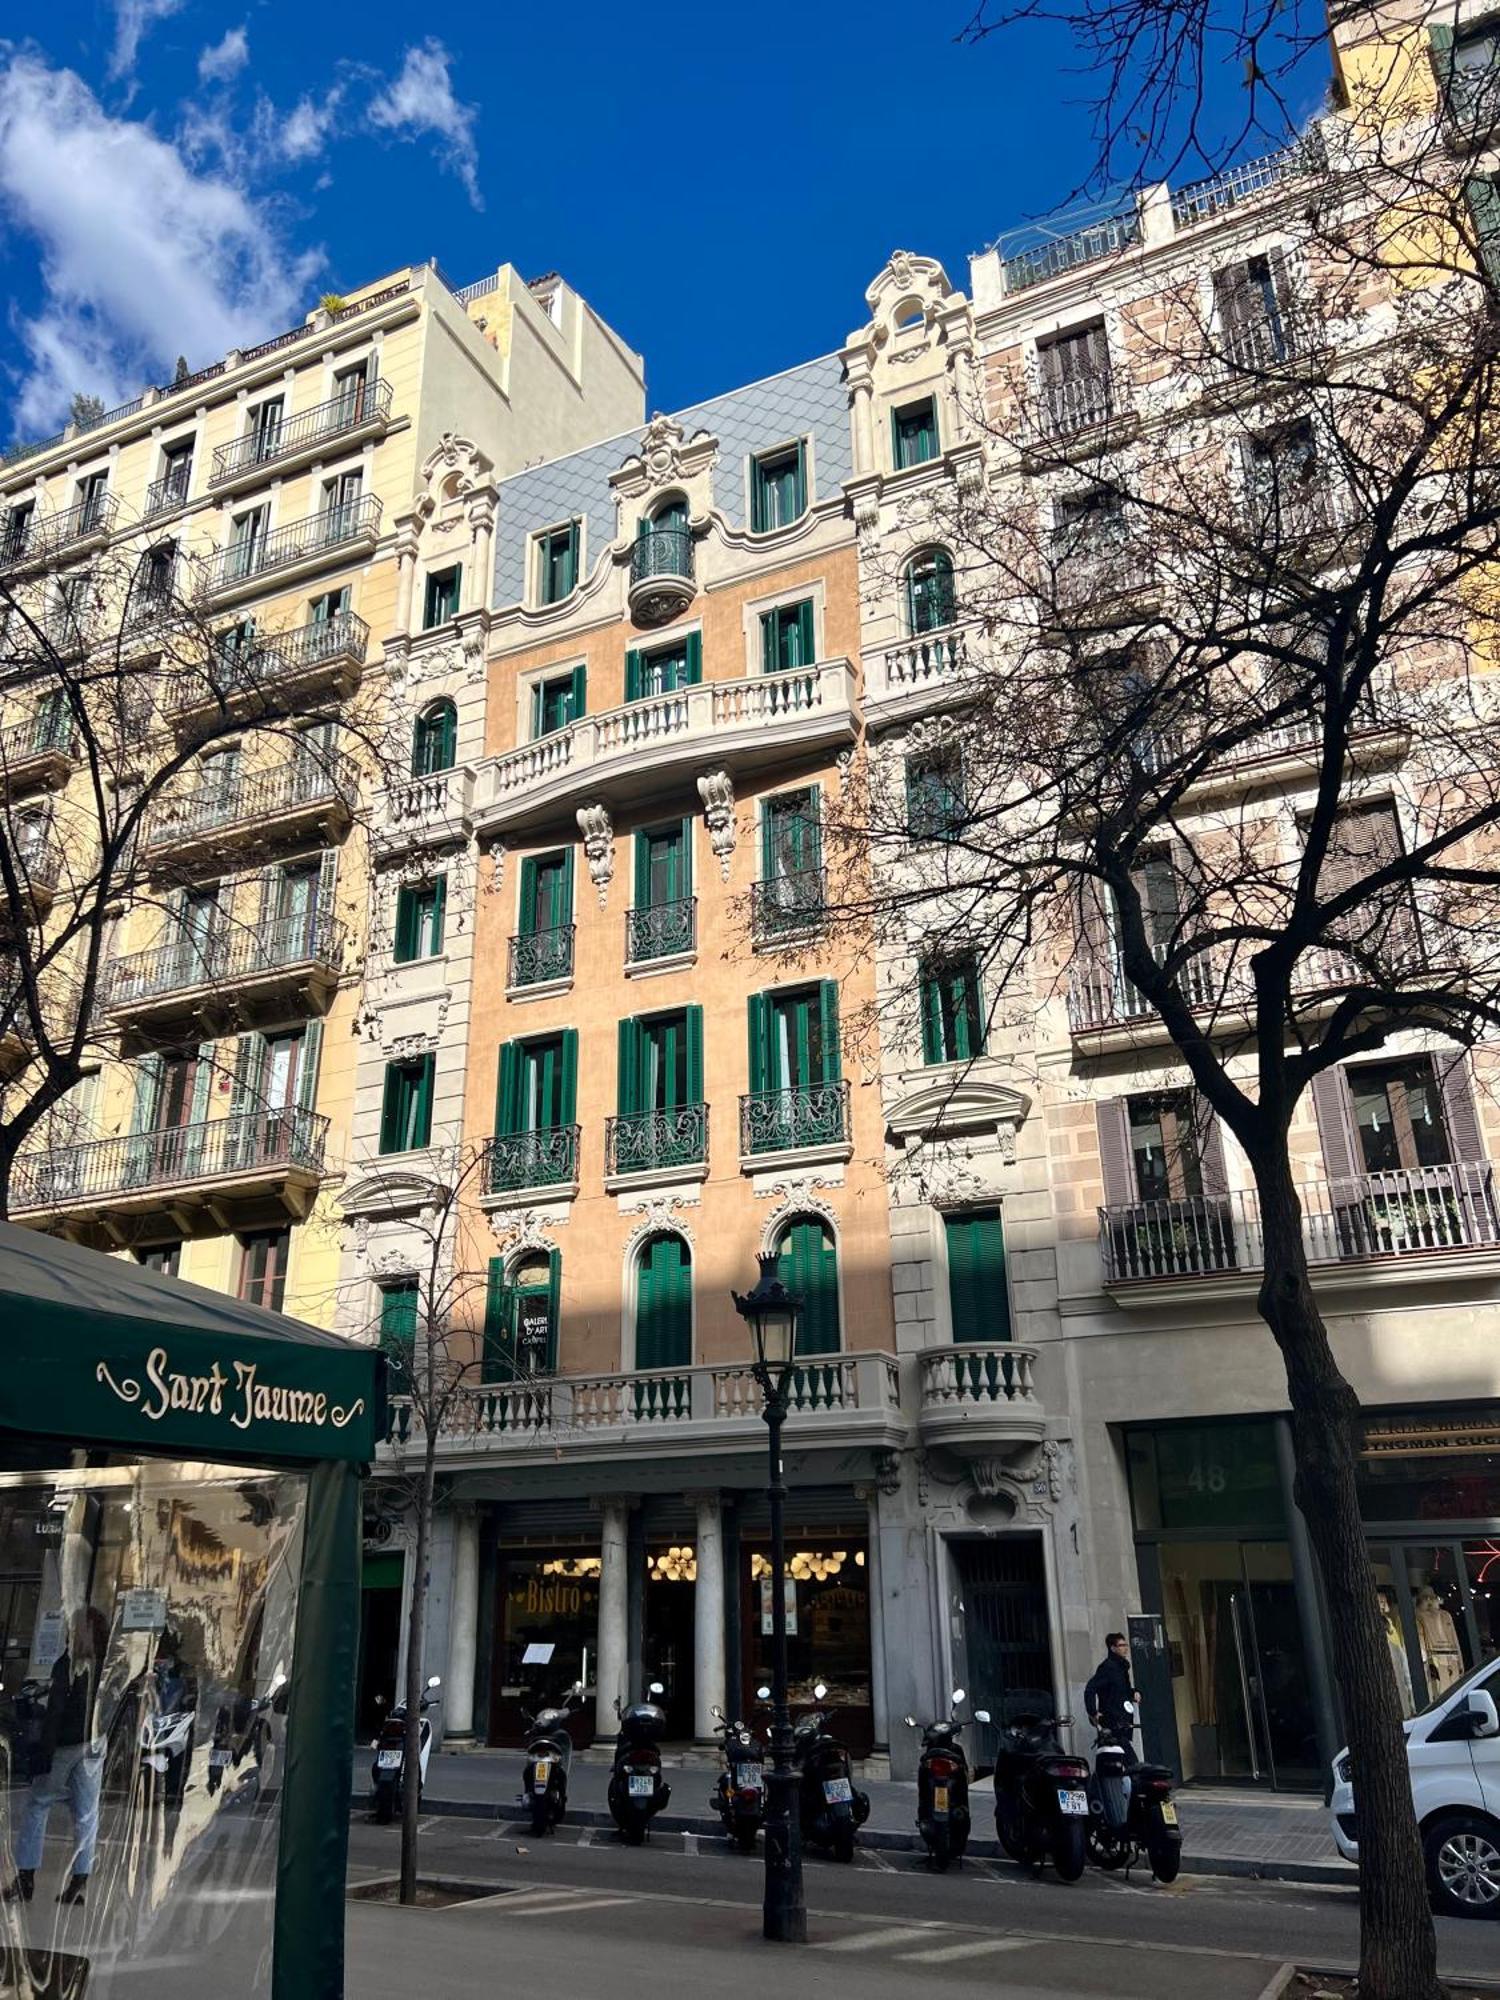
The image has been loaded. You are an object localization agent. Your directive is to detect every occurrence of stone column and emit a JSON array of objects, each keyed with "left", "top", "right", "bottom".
[
  {"left": 693, "top": 1493, "right": 726, "bottom": 1740},
  {"left": 393, "top": 538, "right": 417, "bottom": 633},
  {"left": 595, "top": 1498, "right": 630, "bottom": 1737},
  {"left": 445, "top": 1508, "right": 480, "bottom": 1741},
  {"left": 860, "top": 1486, "right": 890, "bottom": 1750}
]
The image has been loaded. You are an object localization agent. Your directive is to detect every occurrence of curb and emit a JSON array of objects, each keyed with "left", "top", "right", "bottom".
[{"left": 351, "top": 1797, "right": 1358, "bottom": 1886}]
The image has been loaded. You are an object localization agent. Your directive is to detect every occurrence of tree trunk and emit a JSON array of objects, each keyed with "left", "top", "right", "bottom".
[
  {"left": 1253, "top": 1153, "right": 1443, "bottom": 2000},
  {"left": 398, "top": 1431, "right": 438, "bottom": 1906}
]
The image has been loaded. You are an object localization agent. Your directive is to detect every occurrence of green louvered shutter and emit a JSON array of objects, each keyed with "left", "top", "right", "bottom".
[
  {"left": 747, "top": 992, "right": 772, "bottom": 1094},
  {"left": 945, "top": 1209, "right": 1011, "bottom": 1343},
  {"left": 1467, "top": 176, "right": 1500, "bottom": 282},
  {"left": 684, "top": 1005, "right": 703, "bottom": 1104},
  {"left": 529, "top": 681, "right": 544, "bottom": 740},
  {"left": 518, "top": 856, "right": 540, "bottom": 937},
  {"left": 132, "top": 1053, "right": 164, "bottom": 1133},
  {"left": 568, "top": 664, "right": 586, "bottom": 719},
  {"left": 617, "top": 1016, "right": 641, "bottom": 1118},
  {"left": 795, "top": 599, "right": 815, "bottom": 665},
  {"left": 635, "top": 1234, "right": 692, "bottom": 1371},
  {"left": 296, "top": 1020, "right": 323, "bottom": 1112},
  {"left": 494, "top": 1041, "right": 521, "bottom": 1136},
  {"left": 482, "top": 1257, "right": 516, "bottom": 1382},
  {"left": 920, "top": 964, "right": 945, "bottom": 1064},
  {"left": 794, "top": 439, "right": 808, "bottom": 511},
  {"left": 379, "top": 1282, "right": 418, "bottom": 1394},
  {"left": 625, "top": 650, "right": 642, "bottom": 702},
  {"left": 544, "top": 1247, "right": 562, "bottom": 1371},
  {"left": 559, "top": 1028, "right": 579, "bottom": 1124},
  {"left": 1429, "top": 19, "right": 1455, "bottom": 92},
  {"left": 759, "top": 610, "right": 776, "bottom": 673},
  {"left": 817, "top": 979, "right": 841, "bottom": 1082},
  {"left": 430, "top": 874, "right": 447, "bottom": 953},
  {"left": 379, "top": 1065, "right": 402, "bottom": 1153},
  {"left": 779, "top": 1219, "right": 839, "bottom": 1357},
  {"left": 683, "top": 630, "right": 702, "bottom": 684},
  {"left": 394, "top": 886, "right": 418, "bottom": 963}
]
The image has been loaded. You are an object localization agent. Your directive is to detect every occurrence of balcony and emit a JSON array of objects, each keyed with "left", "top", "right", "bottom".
[
  {"left": 388, "top": 1349, "right": 905, "bottom": 1473},
  {"left": 201, "top": 496, "right": 383, "bottom": 605},
  {"left": 1001, "top": 205, "right": 1142, "bottom": 296},
  {"left": 143, "top": 752, "right": 355, "bottom": 869},
  {"left": 750, "top": 868, "right": 826, "bottom": 947},
  {"left": 507, "top": 924, "right": 574, "bottom": 993},
  {"left": 209, "top": 380, "right": 394, "bottom": 494},
  {"left": 0, "top": 957, "right": 29, "bottom": 1078},
  {"left": 7, "top": 495, "right": 120, "bottom": 578},
  {"left": 1068, "top": 949, "right": 1223, "bottom": 1043},
  {"left": 1, "top": 833, "right": 59, "bottom": 920},
  {"left": 605, "top": 1103, "right": 708, "bottom": 1186},
  {"left": 12, "top": 1107, "right": 330, "bottom": 1229},
  {"left": 1099, "top": 1162, "right": 1500, "bottom": 1302},
  {"left": 169, "top": 610, "right": 369, "bottom": 736},
  {"left": 477, "top": 661, "right": 859, "bottom": 840},
  {"left": 918, "top": 1344, "right": 1046, "bottom": 1464},
  {"left": 628, "top": 525, "right": 695, "bottom": 624},
  {"left": 862, "top": 625, "right": 976, "bottom": 731},
  {"left": 625, "top": 897, "right": 696, "bottom": 968},
  {"left": 144, "top": 465, "right": 193, "bottom": 520},
  {"left": 371, "top": 765, "right": 476, "bottom": 858},
  {"left": 739, "top": 1080, "right": 851, "bottom": 1169},
  {"left": 482, "top": 1125, "right": 581, "bottom": 1203},
  {"left": 102, "top": 904, "right": 343, "bottom": 1042},
  {"left": 1, "top": 712, "right": 77, "bottom": 795}
]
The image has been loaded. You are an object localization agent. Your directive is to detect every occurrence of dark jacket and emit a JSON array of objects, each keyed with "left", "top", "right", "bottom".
[{"left": 1084, "top": 1651, "right": 1135, "bottom": 1736}]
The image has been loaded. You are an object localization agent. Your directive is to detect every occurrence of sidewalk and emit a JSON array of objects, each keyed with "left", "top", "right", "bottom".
[{"left": 354, "top": 1749, "right": 1353, "bottom": 1885}]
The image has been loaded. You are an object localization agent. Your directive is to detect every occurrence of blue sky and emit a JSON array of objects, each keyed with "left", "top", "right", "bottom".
[{"left": 0, "top": 1, "right": 1331, "bottom": 448}]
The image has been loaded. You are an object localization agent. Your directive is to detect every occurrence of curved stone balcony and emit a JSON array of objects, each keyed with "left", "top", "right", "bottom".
[
  {"left": 917, "top": 1343, "right": 1046, "bottom": 1467},
  {"left": 627, "top": 526, "right": 695, "bottom": 624}
]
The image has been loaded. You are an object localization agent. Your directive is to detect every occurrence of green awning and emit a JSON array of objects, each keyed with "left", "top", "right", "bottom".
[{"left": 0, "top": 1221, "right": 387, "bottom": 1465}]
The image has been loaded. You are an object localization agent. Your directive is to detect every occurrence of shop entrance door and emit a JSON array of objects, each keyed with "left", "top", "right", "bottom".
[
  {"left": 644, "top": 1555, "right": 696, "bottom": 1738},
  {"left": 356, "top": 1551, "right": 403, "bottom": 1739},
  {"left": 950, "top": 1537, "right": 1052, "bottom": 1767}
]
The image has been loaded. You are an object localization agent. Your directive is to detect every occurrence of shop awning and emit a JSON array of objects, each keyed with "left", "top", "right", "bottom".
[{"left": 0, "top": 1221, "right": 386, "bottom": 1465}]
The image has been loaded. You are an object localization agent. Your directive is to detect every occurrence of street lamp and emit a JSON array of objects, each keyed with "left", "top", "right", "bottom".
[{"left": 732, "top": 1250, "right": 806, "bottom": 1944}]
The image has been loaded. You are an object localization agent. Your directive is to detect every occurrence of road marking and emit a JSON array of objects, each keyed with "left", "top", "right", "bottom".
[
  {"left": 418, "top": 1817, "right": 439, "bottom": 1836},
  {"left": 864, "top": 1847, "right": 898, "bottom": 1872},
  {"left": 682, "top": 1833, "right": 698, "bottom": 1856},
  {"left": 897, "top": 1938, "right": 1030, "bottom": 1965},
  {"left": 499, "top": 1895, "right": 635, "bottom": 1918},
  {"left": 576, "top": 1825, "right": 593, "bottom": 1848},
  {"left": 819, "top": 1926, "right": 938, "bottom": 1953}
]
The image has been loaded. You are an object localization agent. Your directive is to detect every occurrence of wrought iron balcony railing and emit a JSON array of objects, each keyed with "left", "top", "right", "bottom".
[
  {"left": 739, "top": 1080, "right": 850, "bottom": 1158},
  {"left": 507, "top": 924, "right": 574, "bottom": 990},
  {"left": 145, "top": 751, "right": 355, "bottom": 853},
  {"left": 53, "top": 491, "right": 118, "bottom": 549},
  {"left": 144, "top": 465, "right": 193, "bottom": 518},
  {"left": 1067, "top": 948, "right": 1223, "bottom": 1034},
  {"left": 750, "top": 868, "right": 826, "bottom": 945},
  {"left": 629, "top": 526, "right": 694, "bottom": 589},
  {"left": 484, "top": 1125, "right": 581, "bottom": 1196},
  {"left": 606, "top": 1103, "right": 708, "bottom": 1178},
  {"left": 103, "top": 904, "right": 342, "bottom": 1012},
  {"left": 1099, "top": 1163, "right": 1500, "bottom": 1285},
  {"left": 203, "top": 495, "right": 383, "bottom": 591},
  {"left": 1002, "top": 206, "right": 1141, "bottom": 294},
  {"left": 12, "top": 1106, "right": 330, "bottom": 1212},
  {"left": 2, "top": 708, "right": 76, "bottom": 775},
  {"left": 210, "top": 379, "right": 393, "bottom": 485},
  {"left": 1034, "top": 368, "right": 1128, "bottom": 442},
  {"left": 625, "top": 897, "right": 696, "bottom": 965},
  {"left": 170, "top": 609, "right": 369, "bottom": 719},
  {"left": 3, "top": 833, "right": 59, "bottom": 899}
]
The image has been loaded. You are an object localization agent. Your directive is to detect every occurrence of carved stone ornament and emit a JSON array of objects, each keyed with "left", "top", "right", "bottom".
[
  {"left": 623, "top": 1199, "right": 697, "bottom": 1262},
  {"left": 414, "top": 433, "right": 495, "bottom": 522},
  {"left": 695, "top": 769, "right": 736, "bottom": 881},
  {"left": 873, "top": 1449, "right": 903, "bottom": 1497},
  {"left": 489, "top": 1209, "right": 565, "bottom": 1259},
  {"left": 576, "top": 803, "right": 614, "bottom": 908},
  {"left": 757, "top": 1177, "right": 840, "bottom": 1247},
  {"left": 617, "top": 1186, "right": 702, "bottom": 1220},
  {"left": 485, "top": 838, "right": 507, "bottom": 896},
  {"left": 640, "top": 413, "right": 690, "bottom": 487},
  {"left": 905, "top": 712, "right": 963, "bottom": 759},
  {"left": 968, "top": 1441, "right": 1055, "bottom": 1520}
]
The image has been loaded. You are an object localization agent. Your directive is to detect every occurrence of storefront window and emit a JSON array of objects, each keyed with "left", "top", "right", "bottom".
[
  {"left": 493, "top": 1553, "right": 599, "bottom": 1744},
  {"left": 1128, "top": 1422, "right": 1284, "bottom": 1533},
  {"left": 1357, "top": 1426, "right": 1500, "bottom": 1524},
  {"left": 1464, "top": 1539, "right": 1500, "bottom": 1664},
  {"left": 745, "top": 1542, "right": 870, "bottom": 1727}
]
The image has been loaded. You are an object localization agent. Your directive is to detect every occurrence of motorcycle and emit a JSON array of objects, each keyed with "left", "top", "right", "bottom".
[
  {"left": 791, "top": 1681, "right": 870, "bottom": 1863},
  {"left": 1087, "top": 1720, "right": 1182, "bottom": 1882},
  {"left": 607, "top": 1682, "right": 670, "bottom": 1845},
  {"left": 370, "top": 1674, "right": 441, "bottom": 1825},
  {"left": 141, "top": 1658, "right": 196, "bottom": 1815},
  {"left": 708, "top": 1705, "right": 765, "bottom": 1854},
  {"left": 907, "top": 1688, "right": 990, "bottom": 1871},
  {"left": 520, "top": 1683, "right": 585, "bottom": 1836},
  {"left": 991, "top": 1690, "right": 1090, "bottom": 1882},
  {"left": 205, "top": 1677, "right": 282, "bottom": 1800}
]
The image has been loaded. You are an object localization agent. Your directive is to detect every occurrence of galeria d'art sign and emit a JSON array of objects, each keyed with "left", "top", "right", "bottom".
[{"left": 97, "top": 1345, "right": 366, "bottom": 1434}]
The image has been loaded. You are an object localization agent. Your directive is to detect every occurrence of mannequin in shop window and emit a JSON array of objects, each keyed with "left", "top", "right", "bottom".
[
  {"left": 1377, "top": 1588, "right": 1414, "bottom": 1717},
  {"left": 1414, "top": 1585, "right": 1465, "bottom": 1697}
]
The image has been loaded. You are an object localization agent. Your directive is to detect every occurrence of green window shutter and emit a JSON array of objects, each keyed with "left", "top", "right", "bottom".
[
  {"left": 431, "top": 874, "right": 447, "bottom": 953},
  {"left": 393, "top": 886, "right": 417, "bottom": 963},
  {"left": 529, "top": 681, "right": 544, "bottom": 739},
  {"left": 560, "top": 845, "right": 574, "bottom": 919},
  {"left": 817, "top": 979, "right": 841, "bottom": 1082},
  {"left": 559, "top": 1028, "right": 579, "bottom": 1124},
  {"left": 920, "top": 965, "right": 944, "bottom": 1064},
  {"left": 795, "top": 599, "right": 815, "bottom": 665},
  {"left": 760, "top": 799, "right": 775, "bottom": 880},
  {"left": 747, "top": 991, "right": 771, "bottom": 1095},
  {"left": 684, "top": 1004, "right": 704, "bottom": 1104},
  {"left": 804, "top": 788, "right": 823, "bottom": 871},
  {"left": 779, "top": 1220, "right": 839, "bottom": 1357},
  {"left": 130, "top": 1054, "right": 163, "bottom": 1134},
  {"left": 636, "top": 1235, "right": 692, "bottom": 1370},
  {"left": 617, "top": 1016, "right": 641, "bottom": 1118},
  {"left": 518, "top": 855, "right": 540, "bottom": 936},
  {"left": 683, "top": 631, "right": 702, "bottom": 685},
  {"left": 228, "top": 1034, "right": 264, "bottom": 1118},
  {"left": 190, "top": 1042, "right": 215, "bottom": 1126},
  {"left": 625, "top": 650, "right": 642, "bottom": 702},
  {"left": 316, "top": 845, "right": 338, "bottom": 916},
  {"left": 494, "top": 1041, "right": 521, "bottom": 1136},
  {"left": 959, "top": 960, "right": 984, "bottom": 1057},
  {"left": 759, "top": 610, "right": 776, "bottom": 674},
  {"left": 678, "top": 815, "right": 693, "bottom": 897},
  {"left": 794, "top": 440, "right": 808, "bottom": 513},
  {"left": 482, "top": 1258, "right": 516, "bottom": 1382},
  {"left": 1467, "top": 176, "right": 1500, "bottom": 282},
  {"left": 379, "top": 1064, "right": 402, "bottom": 1153},
  {"left": 544, "top": 1247, "right": 562, "bottom": 1371},
  {"left": 569, "top": 664, "right": 586, "bottom": 719},
  {"left": 632, "top": 830, "right": 651, "bottom": 908},
  {"left": 414, "top": 1052, "right": 434, "bottom": 1146},
  {"left": 1429, "top": 19, "right": 1455, "bottom": 89},
  {"left": 297, "top": 1020, "right": 324, "bottom": 1112},
  {"left": 945, "top": 1210, "right": 1011, "bottom": 1342},
  {"left": 750, "top": 465, "right": 764, "bottom": 535}
]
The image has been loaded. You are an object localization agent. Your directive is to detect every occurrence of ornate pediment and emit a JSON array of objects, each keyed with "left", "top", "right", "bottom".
[
  {"left": 609, "top": 412, "right": 718, "bottom": 503},
  {"left": 885, "top": 1076, "right": 1030, "bottom": 1147},
  {"left": 340, "top": 1169, "right": 448, "bottom": 1221},
  {"left": 414, "top": 433, "right": 496, "bottom": 523}
]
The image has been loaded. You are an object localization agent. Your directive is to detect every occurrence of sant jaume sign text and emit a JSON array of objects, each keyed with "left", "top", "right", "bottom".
[{"left": 98, "top": 1346, "right": 367, "bottom": 1439}]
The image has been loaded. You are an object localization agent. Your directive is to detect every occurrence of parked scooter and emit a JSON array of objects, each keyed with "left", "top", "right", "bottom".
[
  {"left": 206, "top": 1688, "right": 275, "bottom": 1798},
  {"left": 907, "top": 1688, "right": 991, "bottom": 1870},
  {"left": 607, "top": 1683, "right": 671, "bottom": 1845},
  {"left": 141, "top": 1653, "right": 197, "bottom": 1815},
  {"left": 991, "top": 1691, "right": 1090, "bottom": 1881},
  {"left": 1086, "top": 1721, "right": 1182, "bottom": 1882},
  {"left": 792, "top": 1682, "right": 870, "bottom": 1863},
  {"left": 708, "top": 1705, "right": 766, "bottom": 1853},
  {"left": 370, "top": 1675, "right": 441, "bottom": 1825},
  {"left": 520, "top": 1683, "right": 585, "bottom": 1836}
]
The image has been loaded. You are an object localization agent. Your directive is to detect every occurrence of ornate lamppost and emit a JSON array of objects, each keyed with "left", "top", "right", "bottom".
[{"left": 732, "top": 1251, "right": 806, "bottom": 1944}]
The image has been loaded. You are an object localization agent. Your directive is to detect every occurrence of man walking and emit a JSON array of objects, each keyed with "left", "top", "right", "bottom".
[
  {"left": 5, "top": 1606, "right": 107, "bottom": 1907},
  {"left": 1085, "top": 1630, "right": 1138, "bottom": 1759}
]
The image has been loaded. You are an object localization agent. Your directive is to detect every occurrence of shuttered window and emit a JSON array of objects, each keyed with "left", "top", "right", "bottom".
[
  {"left": 634, "top": 1233, "right": 692, "bottom": 1370},
  {"left": 905, "top": 549, "right": 956, "bottom": 635},
  {"left": 380, "top": 1053, "right": 435, "bottom": 1153},
  {"left": 532, "top": 667, "right": 586, "bottom": 738},
  {"left": 905, "top": 747, "right": 967, "bottom": 842},
  {"left": 750, "top": 444, "right": 807, "bottom": 531},
  {"left": 538, "top": 521, "right": 580, "bottom": 603},
  {"left": 634, "top": 821, "right": 691, "bottom": 909},
  {"left": 945, "top": 1209, "right": 1011, "bottom": 1342},
  {"left": 393, "top": 877, "right": 446, "bottom": 963},
  {"left": 238, "top": 1229, "right": 290, "bottom": 1312},
  {"left": 378, "top": 1280, "right": 418, "bottom": 1392},
  {"left": 747, "top": 982, "right": 841, "bottom": 1092},
  {"left": 920, "top": 954, "right": 985, "bottom": 1064},
  {"left": 892, "top": 398, "right": 939, "bottom": 470},
  {"left": 494, "top": 1032, "right": 578, "bottom": 1134},
  {"left": 759, "top": 599, "right": 815, "bottom": 672},
  {"left": 775, "top": 1218, "right": 840, "bottom": 1356},
  {"left": 518, "top": 850, "right": 573, "bottom": 934},
  {"left": 625, "top": 631, "right": 702, "bottom": 700},
  {"left": 422, "top": 565, "right": 462, "bottom": 629},
  {"left": 411, "top": 699, "right": 457, "bottom": 776}
]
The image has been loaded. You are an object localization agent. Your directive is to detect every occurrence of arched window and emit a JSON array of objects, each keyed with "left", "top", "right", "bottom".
[
  {"left": 482, "top": 1248, "right": 558, "bottom": 1381},
  {"left": 775, "top": 1216, "right": 840, "bottom": 1357},
  {"left": 634, "top": 1232, "right": 692, "bottom": 1372},
  {"left": 411, "top": 698, "right": 457, "bottom": 777},
  {"left": 650, "top": 495, "right": 689, "bottom": 536},
  {"left": 905, "top": 547, "right": 956, "bottom": 636}
]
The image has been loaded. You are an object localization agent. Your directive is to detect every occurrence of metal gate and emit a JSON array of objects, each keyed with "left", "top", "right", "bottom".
[{"left": 950, "top": 1535, "right": 1052, "bottom": 1763}]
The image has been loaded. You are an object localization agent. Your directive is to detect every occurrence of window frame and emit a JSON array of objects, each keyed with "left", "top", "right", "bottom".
[
  {"left": 536, "top": 520, "right": 581, "bottom": 605},
  {"left": 749, "top": 440, "right": 808, "bottom": 533},
  {"left": 393, "top": 877, "right": 447, "bottom": 964},
  {"left": 380, "top": 1052, "right": 436, "bottom": 1154},
  {"left": 422, "top": 563, "right": 462, "bottom": 630},
  {"left": 891, "top": 397, "right": 940, "bottom": 472},
  {"left": 919, "top": 953, "right": 986, "bottom": 1065}
]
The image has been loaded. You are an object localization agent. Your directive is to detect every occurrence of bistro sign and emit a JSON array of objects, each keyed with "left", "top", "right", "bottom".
[{"left": 98, "top": 1346, "right": 366, "bottom": 1436}]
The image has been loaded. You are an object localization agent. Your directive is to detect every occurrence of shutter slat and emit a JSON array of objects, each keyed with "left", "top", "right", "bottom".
[
  {"left": 559, "top": 1028, "right": 579, "bottom": 1125},
  {"left": 1310, "top": 1068, "right": 1360, "bottom": 1182},
  {"left": 1437, "top": 1052, "right": 1487, "bottom": 1163},
  {"left": 1096, "top": 1100, "right": 1136, "bottom": 1206}
]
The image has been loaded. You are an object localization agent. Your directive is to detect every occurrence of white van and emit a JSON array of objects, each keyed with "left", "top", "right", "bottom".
[{"left": 1329, "top": 1656, "right": 1500, "bottom": 1918}]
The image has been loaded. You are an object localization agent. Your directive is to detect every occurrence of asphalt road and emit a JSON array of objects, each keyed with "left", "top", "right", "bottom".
[{"left": 345, "top": 1815, "right": 1498, "bottom": 1998}]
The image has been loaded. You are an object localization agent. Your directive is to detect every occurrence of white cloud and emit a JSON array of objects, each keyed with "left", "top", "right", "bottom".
[
  {"left": 368, "top": 39, "right": 481, "bottom": 209},
  {"left": 109, "top": 0, "right": 186, "bottom": 80},
  {"left": 261, "top": 86, "right": 343, "bottom": 163},
  {"left": 198, "top": 27, "right": 249, "bottom": 86},
  {"left": 0, "top": 55, "right": 321, "bottom": 438}
]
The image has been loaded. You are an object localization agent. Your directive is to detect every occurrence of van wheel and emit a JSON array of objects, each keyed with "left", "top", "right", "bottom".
[{"left": 1425, "top": 1814, "right": 1500, "bottom": 1919}]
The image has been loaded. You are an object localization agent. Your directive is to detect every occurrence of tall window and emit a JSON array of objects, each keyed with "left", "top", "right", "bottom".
[
  {"left": 227, "top": 505, "right": 268, "bottom": 579},
  {"left": 250, "top": 397, "right": 284, "bottom": 460},
  {"left": 905, "top": 548, "right": 955, "bottom": 634},
  {"left": 380, "top": 1054, "right": 435, "bottom": 1153},
  {"left": 75, "top": 470, "right": 109, "bottom": 531},
  {"left": 2, "top": 502, "right": 33, "bottom": 561},
  {"left": 332, "top": 359, "right": 371, "bottom": 420},
  {"left": 309, "top": 585, "right": 350, "bottom": 627},
  {"left": 538, "top": 522, "right": 580, "bottom": 603},
  {"left": 322, "top": 469, "right": 362, "bottom": 533},
  {"left": 920, "top": 954, "right": 985, "bottom": 1064},
  {"left": 238, "top": 1229, "right": 290, "bottom": 1312},
  {"left": 625, "top": 633, "right": 701, "bottom": 700},
  {"left": 1214, "top": 250, "right": 1292, "bottom": 366},
  {"left": 411, "top": 699, "right": 457, "bottom": 776},
  {"left": 750, "top": 443, "right": 807, "bottom": 531},
  {"left": 518, "top": 849, "right": 573, "bottom": 937},
  {"left": 422, "top": 565, "right": 462, "bottom": 628},
  {"left": 494, "top": 1032, "right": 578, "bottom": 1135},
  {"left": 531, "top": 667, "right": 586, "bottom": 738},
  {"left": 945, "top": 1209, "right": 1011, "bottom": 1342},
  {"left": 775, "top": 1217, "right": 840, "bottom": 1356},
  {"left": 1127, "top": 1091, "right": 1206, "bottom": 1202},
  {"left": 619, "top": 1009, "right": 703, "bottom": 1116},
  {"left": 1036, "top": 320, "right": 1113, "bottom": 432},
  {"left": 905, "top": 746, "right": 966, "bottom": 842},
  {"left": 378, "top": 1279, "right": 418, "bottom": 1392},
  {"left": 634, "top": 1233, "right": 692, "bottom": 1371},
  {"left": 158, "top": 438, "right": 194, "bottom": 507},
  {"left": 747, "top": 983, "right": 841, "bottom": 1095},
  {"left": 760, "top": 599, "right": 815, "bottom": 672},
  {"left": 136, "top": 1243, "right": 182, "bottom": 1278},
  {"left": 892, "top": 397, "right": 939, "bottom": 470},
  {"left": 393, "top": 878, "right": 446, "bottom": 963},
  {"left": 1349, "top": 1059, "right": 1451, "bottom": 1174},
  {"left": 482, "top": 1251, "right": 561, "bottom": 1382},
  {"left": 634, "top": 820, "right": 690, "bottom": 910},
  {"left": 757, "top": 788, "right": 824, "bottom": 935}
]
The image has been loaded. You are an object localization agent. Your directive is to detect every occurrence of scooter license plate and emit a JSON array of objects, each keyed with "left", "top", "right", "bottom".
[
  {"left": 628, "top": 1774, "right": 655, "bottom": 1797},
  {"left": 1058, "top": 1788, "right": 1089, "bottom": 1816},
  {"left": 932, "top": 1785, "right": 950, "bottom": 1815},
  {"left": 823, "top": 1777, "right": 853, "bottom": 1805},
  {"left": 1159, "top": 1801, "right": 1178, "bottom": 1827},
  {"left": 147, "top": 1752, "right": 169, "bottom": 1773},
  {"left": 377, "top": 1749, "right": 403, "bottom": 1770},
  {"left": 532, "top": 1760, "right": 551, "bottom": 1790},
  {"left": 733, "top": 1767, "right": 763, "bottom": 1791},
  {"left": 209, "top": 1748, "right": 232, "bottom": 1769}
]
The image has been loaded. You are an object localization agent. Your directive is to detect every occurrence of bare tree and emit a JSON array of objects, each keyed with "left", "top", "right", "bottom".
[
  {"left": 826, "top": 58, "right": 1500, "bottom": 2000},
  {"left": 0, "top": 515, "right": 386, "bottom": 1215}
]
